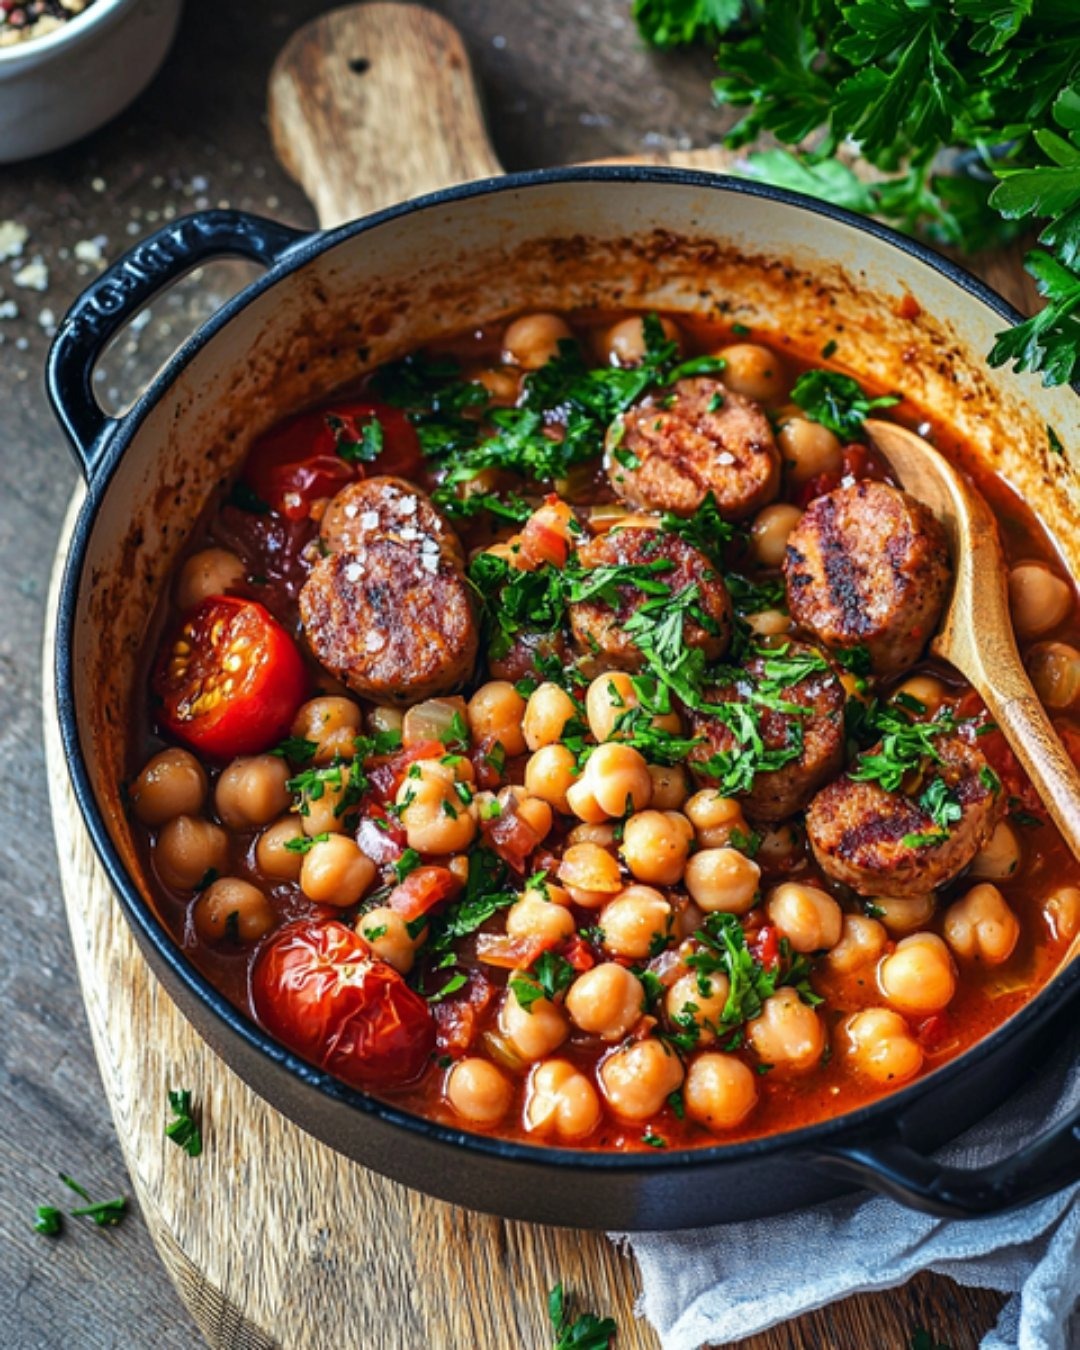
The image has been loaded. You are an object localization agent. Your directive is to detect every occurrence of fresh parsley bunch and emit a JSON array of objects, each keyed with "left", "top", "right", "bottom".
[{"left": 633, "top": 0, "right": 1080, "bottom": 388}]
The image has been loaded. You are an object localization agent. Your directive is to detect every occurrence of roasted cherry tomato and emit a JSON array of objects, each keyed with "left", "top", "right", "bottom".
[
  {"left": 153, "top": 596, "right": 307, "bottom": 759},
  {"left": 252, "top": 920, "right": 435, "bottom": 1089},
  {"left": 243, "top": 399, "right": 422, "bottom": 520}
]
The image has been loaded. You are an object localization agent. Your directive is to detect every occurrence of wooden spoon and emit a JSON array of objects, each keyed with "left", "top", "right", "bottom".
[{"left": 864, "top": 417, "right": 1080, "bottom": 862}]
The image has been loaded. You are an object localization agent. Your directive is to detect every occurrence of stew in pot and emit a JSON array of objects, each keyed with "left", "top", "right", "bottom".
[{"left": 127, "top": 309, "right": 1080, "bottom": 1151}]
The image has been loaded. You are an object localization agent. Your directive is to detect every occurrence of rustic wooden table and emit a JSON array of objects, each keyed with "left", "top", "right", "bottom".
[{"left": 2, "top": 1, "right": 1010, "bottom": 1346}]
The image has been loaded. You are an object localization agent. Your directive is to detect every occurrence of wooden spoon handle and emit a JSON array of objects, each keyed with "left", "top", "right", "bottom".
[{"left": 267, "top": 2, "right": 503, "bottom": 229}]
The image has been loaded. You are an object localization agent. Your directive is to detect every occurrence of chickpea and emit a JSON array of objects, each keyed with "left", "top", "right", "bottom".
[
  {"left": 1045, "top": 885, "right": 1080, "bottom": 941},
  {"left": 396, "top": 760, "right": 478, "bottom": 854},
  {"left": 843, "top": 1007, "right": 924, "bottom": 1085},
  {"left": 826, "top": 914, "right": 887, "bottom": 974},
  {"left": 367, "top": 705, "right": 404, "bottom": 738},
  {"left": 777, "top": 416, "right": 842, "bottom": 485},
  {"left": 582, "top": 741, "right": 652, "bottom": 818},
  {"left": 601, "top": 314, "right": 682, "bottom": 367},
  {"left": 684, "top": 848, "right": 761, "bottom": 915},
  {"left": 567, "top": 822, "right": 617, "bottom": 848},
  {"left": 193, "top": 876, "right": 274, "bottom": 942},
  {"left": 155, "top": 815, "right": 229, "bottom": 891},
  {"left": 565, "top": 963, "right": 645, "bottom": 1042},
  {"left": 599, "top": 1038, "right": 684, "bottom": 1121},
  {"left": 468, "top": 681, "right": 527, "bottom": 757},
  {"left": 620, "top": 810, "right": 692, "bottom": 886},
  {"left": 130, "top": 747, "right": 208, "bottom": 827},
  {"left": 750, "top": 503, "right": 803, "bottom": 568},
  {"left": 684, "top": 790, "right": 748, "bottom": 848},
  {"left": 665, "top": 970, "right": 730, "bottom": 1045},
  {"left": 300, "top": 836, "right": 377, "bottom": 907},
  {"left": 565, "top": 778, "right": 611, "bottom": 825},
  {"left": 254, "top": 816, "right": 306, "bottom": 881},
  {"left": 944, "top": 883, "right": 1020, "bottom": 965},
  {"left": 523, "top": 682, "right": 578, "bottom": 751},
  {"left": 506, "top": 891, "right": 577, "bottom": 945},
  {"left": 873, "top": 893, "right": 935, "bottom": 935},
  {"left": 524, "top": 743, "right": 579, "bottom": 813},
  {"left": 893, "top": 674, "right": 948, "bottom": 717},
  {"left": 718, "top": 342, "right": 786, "bottom": 403},
  {"left": 499, "top": 979, "right": 569, "bottom": 1062},
  {"left": 745, "top": 608, "right": 792, "bottom": 638},
  {"left": 647, "top": 763, "right": 690, "bottom": 810},
  {"left": 498, "top": 788, "right": 553, "bottom": 842},
  {"left": 501, "top": 312, "right": 573, "bottom": 370},
  {"left": 471, "top": 366, "right": 522, "bottom": 405},
  {"left": 175, "top": 547, "right": 245, "bottom": 612},
  {"left": 766, "top": 882, "right": 843, "bottom": 954},
  {"left": 557, "top": 842, "right": 622, "bottom": 908},
  {"left": 291, "top": 696, "right": 363, "bottom": 764},
  {"left": 447, "top": 854, "right": 471, "bottom": 887},
  {"left": 1027, "top": 641, "right": 1080, "bottom": 711},
  {"left": 878, "top": 932, "right": 957, "bottom": 1014},
  {"left": 599, "top": 885, "right": 672, "bottom": 960},
  {"left": 755, "top": 822, "right": 801, "bottom": 869},
  {"left": 969, "top": 821, "right": 1021, "bottom": 881},
  {"left": 684, "top": 1054, "right": 758, "bottom": 1131},
  {"left": 526, "top": 1060, "right": 602, "bottom": 1140},
  {"left": 1009, "top": 562, "right": 1072, "bottom": 639},
  {"left": 446, "top": 1058, "right": 513, "bottom": 1126},
  {"left": 746, "top": 987, "right": 826, "bottom": 1071},
  {"left": 585, "top": 670, "right": 681, "bottom": 744},
  {"left": 214, "top": 755, "right": 292, "bottom": 832},
  {"left": 358, "top": 906, "right": 421, "bottom": 974},
  {"left": 300, "top": 770, "right": 356, "bottom": 837}
]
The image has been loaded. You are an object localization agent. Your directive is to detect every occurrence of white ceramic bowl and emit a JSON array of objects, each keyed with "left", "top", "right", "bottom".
[{"left": 0, "top": 0, "right": 182, "bottom": 162}]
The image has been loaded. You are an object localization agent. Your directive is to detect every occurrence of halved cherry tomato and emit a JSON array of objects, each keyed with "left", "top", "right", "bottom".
[
  {"left": 243, "top": 399, "right": 422, "bottom": 520},
  {"left": 153, "top": 596, "right": 307, "bottom": 759},
  {"left": 252, "top": 920, "right": 435, "bottom": 1089},
  {"left": 387, "top": 866, "right": 458, "bottom": 922}
]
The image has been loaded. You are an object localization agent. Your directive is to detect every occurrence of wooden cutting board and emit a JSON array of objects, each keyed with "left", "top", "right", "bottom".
[{"left": 43, "top": 4, "right": 1015, "bottom": 1346}]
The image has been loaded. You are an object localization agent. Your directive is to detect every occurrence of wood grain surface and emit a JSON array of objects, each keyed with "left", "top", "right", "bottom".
[{"left": 4, "top": 0, "right": 1026, "bottom": 1346}]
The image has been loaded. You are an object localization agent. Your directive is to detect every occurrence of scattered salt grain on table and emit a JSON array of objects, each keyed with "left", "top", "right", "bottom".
[
  {"left": 13, "top": 257, "right": 49, "bottom": 292},
  {"left": 0, "top": 221, "right": 28, "bottom": 261}
]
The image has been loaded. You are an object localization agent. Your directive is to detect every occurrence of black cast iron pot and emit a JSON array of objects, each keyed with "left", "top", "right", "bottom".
[{"left": 47, "top": 169, "right": 1080, "bottom": 1230}]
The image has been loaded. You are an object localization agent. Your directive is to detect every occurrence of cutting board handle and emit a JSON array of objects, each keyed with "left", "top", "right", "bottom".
[{"left": 268, "top": 2, "right": 504, "bottom": 229}]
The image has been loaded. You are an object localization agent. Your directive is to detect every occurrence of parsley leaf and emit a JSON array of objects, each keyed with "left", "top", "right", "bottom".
[
  {"left": 548, "top": 1282, "right": 617, "bottom": 1350},
  {"left": 790, "top": 370, "right": 901, "bottom": 439}
]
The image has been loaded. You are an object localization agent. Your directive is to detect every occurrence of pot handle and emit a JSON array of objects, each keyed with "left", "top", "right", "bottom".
[
  {"left": 46, "top": 210, "right": 310, "bottom": 481},
  {"left": 811, "top": 1104, "right": 1080, "bottom": 1218}
]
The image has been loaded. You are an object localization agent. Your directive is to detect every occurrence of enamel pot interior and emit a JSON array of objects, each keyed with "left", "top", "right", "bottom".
[{"left": 59, "top": 171, "right": 1080, "bottom": 1229}]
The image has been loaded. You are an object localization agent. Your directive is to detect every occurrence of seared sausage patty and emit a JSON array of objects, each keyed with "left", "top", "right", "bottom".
[
  {"left": 569, "top": 525, "right": 733, "bottom": 670},
  {"left": 320, "top": 476, "right": 465, "bottom": 566},
  {"left": 688, "top": 641, "right": 846, "bottom": 821},
  {"left": 300, "top": 538, "right": 478, "bottom": 704},
  {"left": 805, "top": 735, "right": 1002, "bottom": 899},
  {"left": 606, "top": 377, "right": 780, "bottom": 520},
  {"left": 783, "top": 481, "right": 951, "bottom": 677}
]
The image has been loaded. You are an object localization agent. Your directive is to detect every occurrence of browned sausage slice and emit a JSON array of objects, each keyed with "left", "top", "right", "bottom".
[
  {"left": 606, "top": 378, "right": 780, "bottom": 520},
  {"left": 568, "top": 525, "right": 733, "bottom": 670},
  {"left": 688, "top": 641, "right": 846, "bottom": 821},
  {"left": 805, "top": 735, "right": 1002, "bottom": 899},
  {"left": 783, "top": 480, "right": 951, "bottom": 677},
  {"left": 320, "top": 476, "right": 465, "bottom": 566},
  {"left": 299, "top": 538, "right": 477, "bottom": 704}
]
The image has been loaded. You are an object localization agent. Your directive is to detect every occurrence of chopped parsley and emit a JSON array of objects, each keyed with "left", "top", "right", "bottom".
[
  {"left": 642, "top": 1130, "right": 668, "bottom": 1149},
  {"left": 271, "top": 735, "right": 318, "bottom": 764},
  {"left": 848, "top": 705, "right": 957, "bottom": 793},
  {"left": 548, "top": 1283, "right": 617, "bottom": 1350},
  {"left": 327, "top": 411, "right": 384, "bottom": 464},
  {"left": 510, "top": 951, "right": 576, "bottom": 1012},
  {"left": 424, "top": 848, "right": 516, "bottom": 956},
  {"left": 790, "top": 369, "right": 901, "bottom": 440},
  {"left": 393, "top": 848, "right": 423, "bottom": 883},
  {"left": 33, "top": 1206, "right": 62, "bottom": 1236},
  {"left": 284, "top": 832, "right": 329, "bottom": 855},
  {"left": 658, "top": 492, "right": 736, "bottom": 566},
  {"left": 164, "top": 1089, "right": 203, "bottom": 1158},
  {"left": 685, "top": 913, "right": 821, "bottom": 1027},
  {"left": 427, "top": 972, "right": 468, "bottom": 1004}
]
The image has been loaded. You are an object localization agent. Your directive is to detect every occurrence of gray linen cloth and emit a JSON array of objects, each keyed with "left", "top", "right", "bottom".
[{"left": 614, "top": 1031, "right": 1079, "bottom": 1349}]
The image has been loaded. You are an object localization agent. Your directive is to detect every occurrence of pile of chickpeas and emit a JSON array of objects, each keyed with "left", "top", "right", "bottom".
[
  {"left": 127, "top": 310, "right": 1080, "bottom": 1145},
  {"left": 129, "top": 647, "right": 1080, "bottom": 1142}
]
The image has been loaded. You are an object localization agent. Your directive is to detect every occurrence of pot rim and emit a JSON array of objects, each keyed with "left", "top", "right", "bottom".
[{"left": 55, "top": 164, "right": 1080, "bottom": 1178}]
